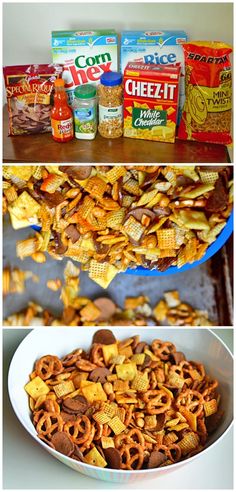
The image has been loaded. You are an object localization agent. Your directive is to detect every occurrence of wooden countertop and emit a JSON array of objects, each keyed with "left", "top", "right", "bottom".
[{"left": 3, "top": 105, "right": 230, "bottom": 163}]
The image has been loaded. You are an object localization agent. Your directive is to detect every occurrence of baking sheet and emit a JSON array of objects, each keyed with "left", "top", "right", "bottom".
[{"left": 3, "top": 215, "right": 222, "bottom": 324}]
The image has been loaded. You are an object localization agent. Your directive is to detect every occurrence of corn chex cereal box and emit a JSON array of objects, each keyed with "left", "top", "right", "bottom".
[
  {"left": 123, "top": 62, "right": 181, "bottom": 143},
  {"left": 121, "top": 30, "right": 187, "bottom": 120},
  {"left": 52, "top": 30, "right": 118, "bottom": 104}
]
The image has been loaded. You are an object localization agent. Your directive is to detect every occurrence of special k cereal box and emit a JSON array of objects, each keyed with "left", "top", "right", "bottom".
[
  {"left": 121, "top": 31, "right": 187, "bottom": 120},
  {"left": 123, "top": 62, "right": 181, "bottom": 143},
  {"left": 52, "top": 30, "right": 118, "bottom": 104}
]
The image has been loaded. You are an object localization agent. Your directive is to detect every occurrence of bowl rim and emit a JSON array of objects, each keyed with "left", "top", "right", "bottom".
[{"left": 8, "top": 327, "right": 234, "bottom": 476}]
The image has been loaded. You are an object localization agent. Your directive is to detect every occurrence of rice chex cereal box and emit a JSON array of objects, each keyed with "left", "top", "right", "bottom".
[
  {"left": 123, "top": 62, "right": 181, "bottom": 143},
  {"left": 52, "top": 30, "right": 118, "bottom": 104},
  {"left": 121, "top": 30, "right": 187, "bottom": 120}
]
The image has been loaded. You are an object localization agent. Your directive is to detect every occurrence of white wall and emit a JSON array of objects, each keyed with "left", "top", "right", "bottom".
[{"left": 3, "top": 2, "right": 233, "bottom": 66}]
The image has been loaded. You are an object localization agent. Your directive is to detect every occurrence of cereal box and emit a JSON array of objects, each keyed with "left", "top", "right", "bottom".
[
  {"left": 123, "top": 62, "right": 181, "bottom": 143},
  {"left": 52, "top": 30, "right": 118, "bottom": 104},
  {"left": 121, "top": 30, "right": 187, "bottom": 120}
]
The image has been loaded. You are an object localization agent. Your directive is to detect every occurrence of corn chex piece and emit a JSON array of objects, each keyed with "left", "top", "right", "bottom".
[
  {"left": 106, "top": 166, "right": 126, "bottom": 184},
  {"left": 167, "top": 372, "right": 185, "bottom": 389},
  {"left": 16, "top": 237, "right": 40, "bottom": 259},
  {"left": 84, "top": 176, "right": 107, "bottom": 199},
  {"left": 157, "top": 229, "right": 176, "bottom": 249},
  {"left": 163, "top": 432, "right": 178, "bottom": 445},
  {"left": 108, "top": 416, "right": 126, "bottom": 435},
  {"left": 81, "top": 382, "right": 107, "bottom": 403},
  {"left": 53, "top": 380, "right": 75, "bottom": 398},
  {"left": 131, "top": 354, "right": 146, "bottom": 365},
  {"left": 107, "top": 209, "right": 125, "bottom": 229},
  {"left": 101, "top": 403, "right": 116, "bottom": 418},
  {"left": 179, "top": 407, "right": 197, "bottom": 432},
  {"left": 123, "top": 178, "right": 141, "bottom": 195},
  {"left": 113, "top": 380, "right": 129, "bottom": 392},
  {"left": 102, "top": 343, "right": 118, "bottom": 365},
  {"left": 131, "top": 373, "right": 149, "bottom": 391},
  {"left": 116, "top": 363, "right": 137, "bottom": 381},
  {"left": 204, "top": 399, "right": 218, "bottom": 417},
  {"left": 199, "top": 170, "right": 219, "bottom": 185},
  {"left": 77, "top": 195, "right": 95, "bottom": 219},
  {"left": 84, "top": 447, "right": 107, "bottom": 468},
  {"left": 123, "top": 216, "right": 145, "bottom": 242},
  {"left": 93, "top": 411, "right": 112, "bottom": 424},
  {"left": 89, "top": 260, "right": 119, "bottom": 289},
  {"left": 178, "top": 432, "right": 199, "bottom": 455},
  {"left": 24, "top": 376, "right": 50, "bottom": 400},
  {"left": 101, "top": 436, "right": 115, "bottom": 449}
]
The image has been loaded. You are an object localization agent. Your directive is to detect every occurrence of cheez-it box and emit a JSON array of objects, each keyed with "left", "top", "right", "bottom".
[{"left": 123, "top": 62, "right": 181, "bottom": 143}]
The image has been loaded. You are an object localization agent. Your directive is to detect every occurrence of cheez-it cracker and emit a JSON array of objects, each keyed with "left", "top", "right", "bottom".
[{"left": 123, "top": 62, "right": 181, "bottom": 143}]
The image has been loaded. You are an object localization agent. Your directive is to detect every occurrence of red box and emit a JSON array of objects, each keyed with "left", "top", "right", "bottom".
[{"left": 123, "top": 62, "right": 181, "bottom": 143}]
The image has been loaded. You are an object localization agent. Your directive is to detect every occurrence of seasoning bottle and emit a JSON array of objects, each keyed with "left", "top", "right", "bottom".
[
  {"left": 51, "top": 79, "right": 74, "bottom": 142},
  {"left": 98, "top": 71, "right": 123, "bottom": 138},
  {"left": 72, "top": 84, "right": 97, "bottom": 140}
]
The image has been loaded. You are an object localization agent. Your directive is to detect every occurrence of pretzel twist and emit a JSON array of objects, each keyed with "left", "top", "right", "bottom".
[
  {"left": 120, "top": 443, "right": 144, "bottom": 470},
  {"left": 35, "top": 355, "right": 63, "bottom": 380},
  {"left": 144, "top": 389, "right": 172, "bottom": 415},
  {"left": 36, "top": 411, "right": 64, "bottom": 439},
  {"left": 176, "top": 389, "right": 204, "bottom": 416},
  {"left": 64, "top": 415, "right": 91, "bottom": 444}
]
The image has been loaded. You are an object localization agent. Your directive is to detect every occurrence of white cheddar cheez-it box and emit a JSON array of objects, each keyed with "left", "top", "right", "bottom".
[
  {"left": 121, "top": 30, "right": 187, "bottom": 121},
  {"left": 123, "top": 63, "right": 181, "bottom": 143},
  {"left": 52, "top": 30, "right": 118, "bottom": 104}
]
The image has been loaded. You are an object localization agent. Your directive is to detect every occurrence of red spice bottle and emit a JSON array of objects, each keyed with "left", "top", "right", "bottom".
[{"left": 51, "top": 79, "right": 74, "bottom": 142}]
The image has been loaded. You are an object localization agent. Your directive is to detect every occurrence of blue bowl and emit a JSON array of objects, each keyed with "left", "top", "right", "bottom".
[{"left": 31, "top": 211, "right": 233, "bottom": 276}]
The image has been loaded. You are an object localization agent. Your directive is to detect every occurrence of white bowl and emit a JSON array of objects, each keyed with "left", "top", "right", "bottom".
[{"left": 8, "top": 327, "right": 233, "bottom": 484}]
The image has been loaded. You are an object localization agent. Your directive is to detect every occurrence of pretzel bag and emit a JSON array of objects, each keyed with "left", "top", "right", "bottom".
[
  {"left": 178, "top": 42, "right": 232, "bottom": 145},
  {"left": 4, "top": 64, "right": 63, "bottom": 135}
]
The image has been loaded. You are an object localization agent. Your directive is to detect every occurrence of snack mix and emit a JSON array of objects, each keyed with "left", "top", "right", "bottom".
[
  {"left": 3, "top": 166, "right": 233, "bottom": 289},
  {"left": 3, "top": 262, "right": 213, "bottom": 326},
  {"left": 25, "top": 330, "right": 223, "bottom": 470}
]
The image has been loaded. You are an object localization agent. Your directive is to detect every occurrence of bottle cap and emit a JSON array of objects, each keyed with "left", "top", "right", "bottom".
[
  {"left": 74, "top": 84, "right": 96, "bottom": 99},
  {"left": 54, "top": 78, "right": 65, "bottom": 87},
  {"left": 100, "top": 71, "right": 123, "bottom": 86}
]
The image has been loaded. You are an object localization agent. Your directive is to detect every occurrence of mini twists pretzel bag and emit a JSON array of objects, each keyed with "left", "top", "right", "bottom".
[{"left": 178, "top": 41, "right": 232, "bottom": 145}]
